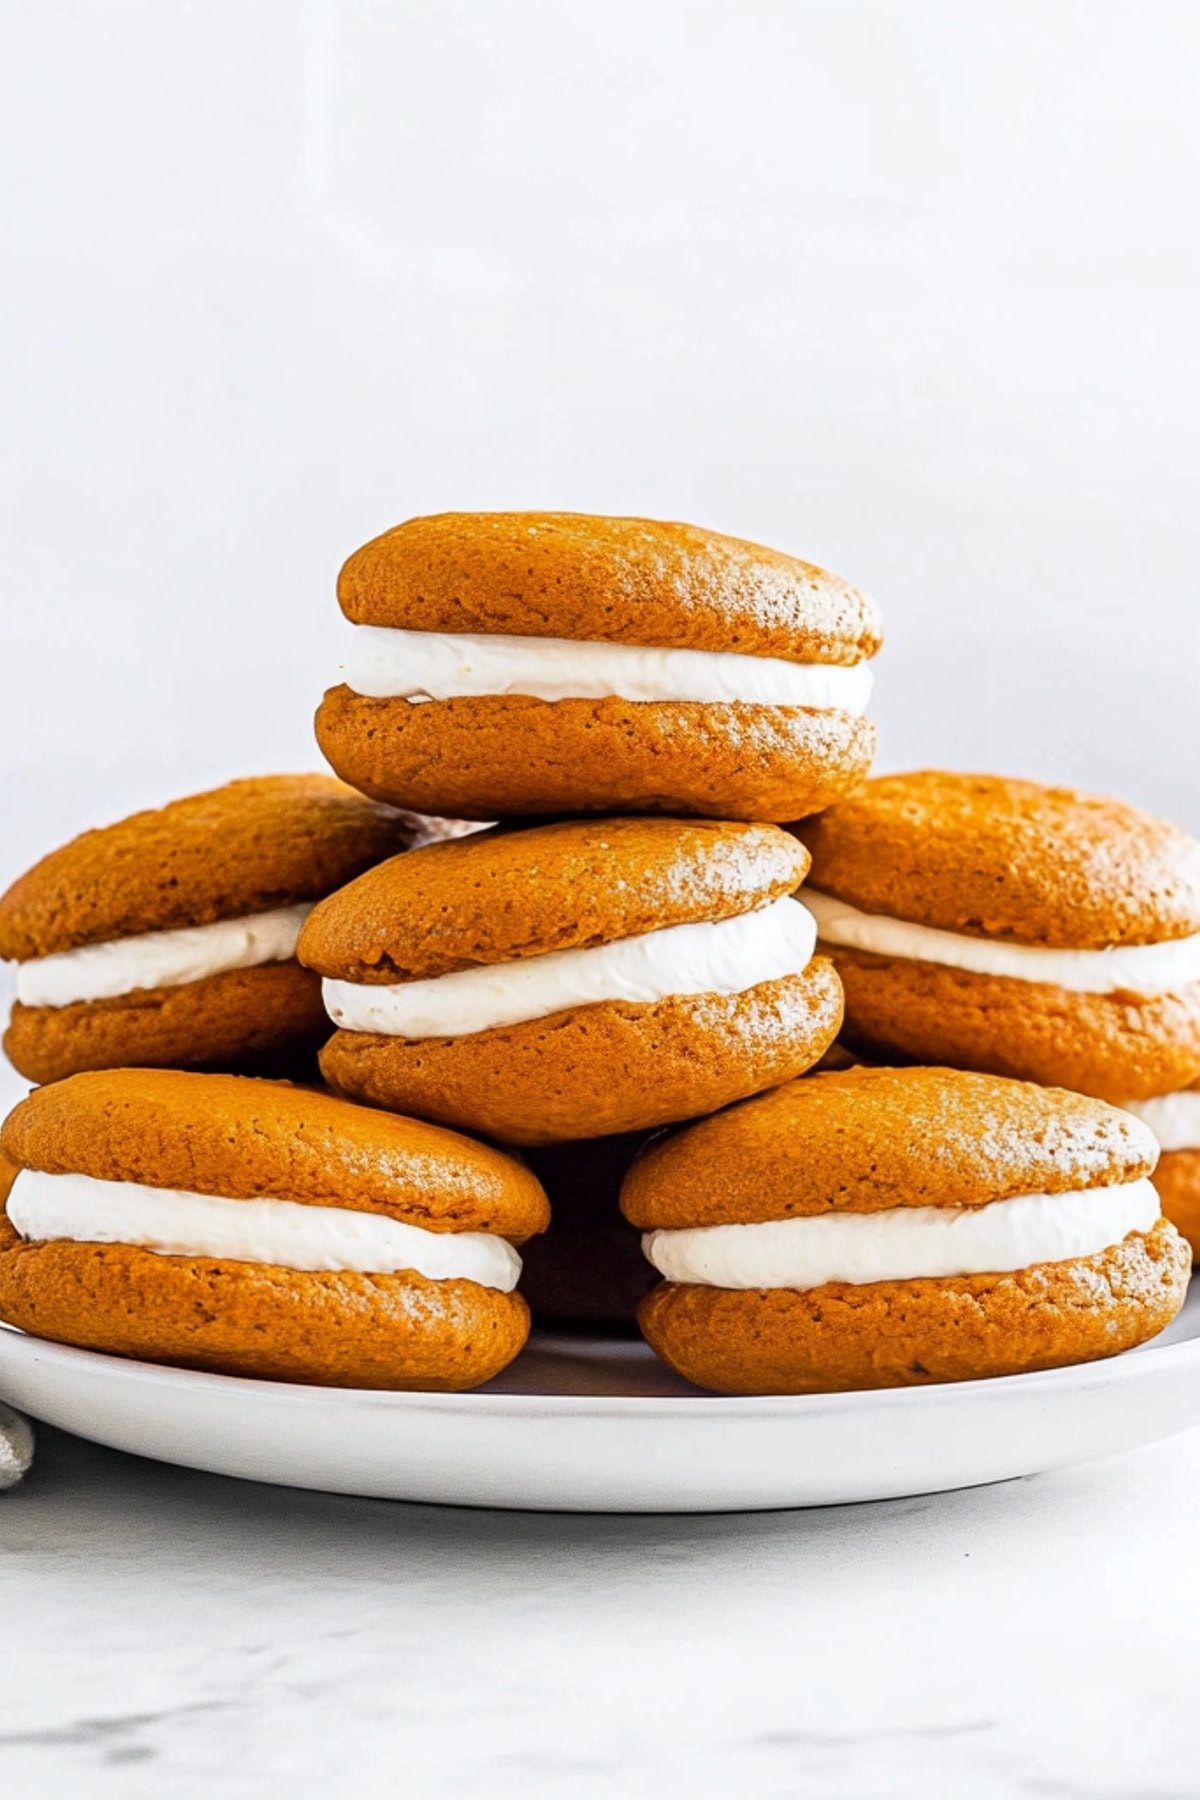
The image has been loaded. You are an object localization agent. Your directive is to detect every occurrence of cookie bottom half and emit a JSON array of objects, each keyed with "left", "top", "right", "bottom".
[
  {"left": 637, "top": 1220, "right": 1190, "bottom": 1394},
  {"left": 1153, "top": 1149, "right": 1200, "bottom": 1260},
  {"left": 316, "top": 688, "right": 876, "bottom": 823},
  {"left": 319, "top": 961, "right": 844, "bottom": 1146},
  {"left": 0, "top": 1219, "right": 529, "bottom": 1390},
  {"left": 828, "top": 950, "right": 1200, "bottom": 1104},
  {"left": 4, "top": 961, "right": 331, "bottom": 1086}
]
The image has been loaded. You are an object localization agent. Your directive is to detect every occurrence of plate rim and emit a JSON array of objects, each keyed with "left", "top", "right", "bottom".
[{"left": 3, "top": 1314, "right": 1199, "bottom": 1421}]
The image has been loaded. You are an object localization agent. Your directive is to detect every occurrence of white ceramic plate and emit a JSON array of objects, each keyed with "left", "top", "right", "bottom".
[{"left": 2, "top": 1282, "right": 1199, "bottom": 1512}]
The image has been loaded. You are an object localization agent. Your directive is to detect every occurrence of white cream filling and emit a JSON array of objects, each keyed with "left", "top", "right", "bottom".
[
  {"left": 323, "top": 895, "right": 817, "bottom": 1040},
  {"left": 642, "top": 1179, "right": 1161, "bottom": 1291},
  {"left": 6, "top": 1169, "right": 521, "bottom": 1291},
  {"left": 1121, "top": 1093, "right": 1200, "bottom": 1153},
  {"left": 13, "top": 905, "right": 313, "bottom": 1009},
  {"left": 341, "top": 625, "right": 874, "bottom": 712},
  {"left": 805, "top": 889, "right": 1200, "bottom": 999}
]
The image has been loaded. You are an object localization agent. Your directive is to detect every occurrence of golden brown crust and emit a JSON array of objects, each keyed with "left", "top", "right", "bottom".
[
  {"left": 830, "top": 949, "right": 1200, "bottom": 1105},
  {"left": 316, "top": 688, "right": 877, "bottom": 824},
  {"left": 1152, "top": 1149, "right": 1200, "bottom": 1260},
  {"left": 3, "top": 962, "right": 331, "bottom": 1085},
  {"left": 320, "top": 962, "right": 844, "bottom": 1146},
  {"left": 0, "top": 1217, "right": 529, "bottom": 1390},
  {"left": 621, "top": 1065, "right": 1155, "bottom": 1230},
  {"left": 337, "top": 512, "right": 882, "bottom": 664},
  {"left": 0, "top": 774, "right": 456, "bottom": 962},
  {"left": 637, "top": 1221, "right": 1190, "bottom": 1393},
  {"left": 1, "top": 1068, "right": 549, "bottom": 1237},
  {"left": 298, "top": 816, "right": 808, "bottom": 983},
  {"left": 795, "top": 770, "right": 1200, "bottom": 948},
  {"left": 518, "top": 1132, "right": 664, "bottom": 1328}
]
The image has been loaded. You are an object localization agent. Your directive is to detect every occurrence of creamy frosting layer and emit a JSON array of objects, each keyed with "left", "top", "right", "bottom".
[
  {"left": 642, "top": 1179, "right": 1161, "bottom": 1290},
  {"left": 342, "top": 625, "right": 875, "bottom": 712},
  {"left": 323, "top": 896, "right": 817, "bottom": 1040},
  {"left": 6, "top": 1169, "right": 522, "bottom": 1290},
  {"left": 13, "top": 905, "right": 313, "bottom": 1010},
  {"left": 1121, "top": 1093, "right": 1200, "bottom": 1153},
  {"left": 805, "top": 890, "right": 1200, "bottom": 999}
]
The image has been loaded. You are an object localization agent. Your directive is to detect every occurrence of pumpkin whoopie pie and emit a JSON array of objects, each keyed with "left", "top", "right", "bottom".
[
  {"left": 623, "top": 1065, "right": 1189, "bottom": 1395},
  {"left": 1123, "top": 1080, "right": 1200, "bottom": 1259},
  {"left": 517, "top": 1132, "right": 664, "bottom": 1330},
  {"left": 0, "top": 1070, "right": 548, "bottom": 1389},
  {"left": 0, "top": 775, "right": 465, "bottom": 1084},
  {"left": 794, "top": 771, "right": 1200, "bottom": 1104},
  {"left": 300, "top": 815, "right": 843, "bottom": 1145},
  {"left": 316, "top": 511, "right": 882, "bottom": 822}
]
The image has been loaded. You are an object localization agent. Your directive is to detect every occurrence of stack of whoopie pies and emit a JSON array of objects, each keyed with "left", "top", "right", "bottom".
[{"left": 0, "top": 509, "right": 1195, "bottom": 1396}]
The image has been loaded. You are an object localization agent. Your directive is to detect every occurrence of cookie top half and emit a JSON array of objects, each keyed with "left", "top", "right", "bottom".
[
  {"left": 620, "top": 1065, "right": 1158, "bottom": 1229},
  {"left": 1, "top": 1070, "right": 549, "bottom": 1238},
  {"left": 795, "top": 770, "right": 1200, "bottom": 949},
  {"left": 298, "top": 816, "right": 809, "bottom": 984},
  {"left": 0, "top": 774, "right": 454, "bottom": 962},
  {"left": 337, "top": 512, "right": 882, "bottom": 666}
]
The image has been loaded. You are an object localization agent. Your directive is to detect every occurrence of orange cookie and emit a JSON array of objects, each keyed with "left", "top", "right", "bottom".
[
  {"left": 300, "top": 816, "right": 843, "bottom": 1144},
  {"left": 0, "top": 775, "right": 470, "bottom": 1084},
  {"left": 0, "top": 1069, "right": 548, "bottom": 1389},
  {"left": 316, "top": 512, "right": 881, "bottom": 821},
  {"left": 622, "top": 1065, "right": 1188, "bottom": 1394},
  {"left": 517, "top": 1132, "right": 665, "bottom": 1330},
  {"left": 1121, "top": 1081, "right": 1200, "bottom": 1258},
  {"left": 1150, "top": 1151, "right": 1200, "bottom": 1259},
  {"left": 793, "top": 772, "right": 1200, "bottom": 1103}
]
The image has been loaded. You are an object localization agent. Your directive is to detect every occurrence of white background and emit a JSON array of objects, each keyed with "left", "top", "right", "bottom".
[{"left": 3, "top": 0, "right": 1199, "bottom": 863}]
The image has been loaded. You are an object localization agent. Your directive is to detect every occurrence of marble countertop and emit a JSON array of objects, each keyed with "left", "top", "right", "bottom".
[{"left": 2, "top": 1423, "right": 1198, "bottom": 1798}]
